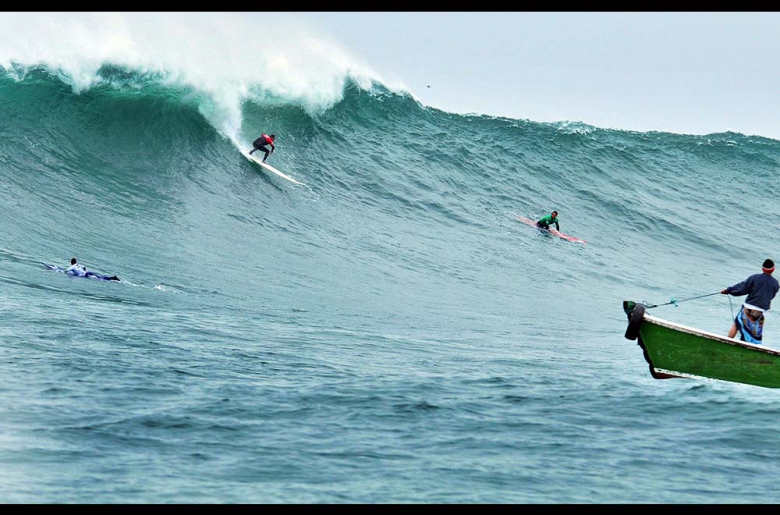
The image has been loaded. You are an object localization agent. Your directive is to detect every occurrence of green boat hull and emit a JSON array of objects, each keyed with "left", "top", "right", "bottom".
[{"left": 623, "top": 300, "right": 780, "bottom": 388}]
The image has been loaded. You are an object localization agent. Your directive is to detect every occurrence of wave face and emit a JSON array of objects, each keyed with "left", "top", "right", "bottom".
[{"left": 3, "top": 47, "right": 780, "bottom": 502}]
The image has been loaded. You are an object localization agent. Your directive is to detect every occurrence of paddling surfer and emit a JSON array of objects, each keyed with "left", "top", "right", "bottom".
[
  {"left": 536, "top": 211, "right": 560, "bottom": 231},
  {"left": 66, "top": 258, "right": 120, "bottom": 281}
]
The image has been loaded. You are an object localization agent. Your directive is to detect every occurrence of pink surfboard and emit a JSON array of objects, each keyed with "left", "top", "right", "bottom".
[{"left": 515, "top": 216, "right": 587, "bottom": 244}]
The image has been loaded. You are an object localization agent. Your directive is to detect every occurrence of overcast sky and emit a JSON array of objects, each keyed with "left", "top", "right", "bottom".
[{"left": 285, "top": 12, "right": 780, "bottom": 141}]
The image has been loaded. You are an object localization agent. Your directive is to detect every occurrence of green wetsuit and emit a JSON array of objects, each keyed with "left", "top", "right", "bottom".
[{"left": 536, "top": 214, "right": 559, "bottom": 231}]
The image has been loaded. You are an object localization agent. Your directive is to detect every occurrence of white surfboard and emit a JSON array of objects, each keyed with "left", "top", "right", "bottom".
[{"left": 244, "top": 152, "right": 305, "bottom": 185}]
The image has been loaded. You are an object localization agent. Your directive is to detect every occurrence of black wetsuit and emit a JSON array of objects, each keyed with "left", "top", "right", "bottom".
[{"left": 249, "top": 135, "right": 273, "bottom": 161}]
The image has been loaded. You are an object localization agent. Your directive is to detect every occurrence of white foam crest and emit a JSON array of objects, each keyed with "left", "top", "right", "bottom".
[{"left": 0, "top": 12, "right": 390, "bottom": 142}]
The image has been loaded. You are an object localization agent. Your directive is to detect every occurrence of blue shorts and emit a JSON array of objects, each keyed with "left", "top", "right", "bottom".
[{"left": 735, "top": 306, "right": 764, "bottom": 344}]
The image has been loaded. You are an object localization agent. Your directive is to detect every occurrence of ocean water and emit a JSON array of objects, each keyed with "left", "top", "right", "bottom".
[{"left": 4, "top": 17, "right": 780, "bottom": 505}]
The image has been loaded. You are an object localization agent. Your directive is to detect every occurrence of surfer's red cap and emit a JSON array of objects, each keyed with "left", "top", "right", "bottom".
[{"left": 762, "top": 259, "right": 775, "bottom": 273}]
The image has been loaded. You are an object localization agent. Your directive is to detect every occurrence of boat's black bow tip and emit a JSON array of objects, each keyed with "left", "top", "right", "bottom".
[{"left": 623, "top": 301, "right": 645, "bottom": 340}]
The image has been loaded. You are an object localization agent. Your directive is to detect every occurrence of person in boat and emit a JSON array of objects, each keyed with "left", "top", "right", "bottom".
[
  {"left": 66, "top": 258, "right": 120, "bottom": 281},
  {"left": 248, "top": 133, "right": 276, "bottom": 163},
  {"left": 721, "top": 258, "right": 780, "bottom": 344},
  {"left": 536, "top": 211, "right": 560, "bottom": 231}
]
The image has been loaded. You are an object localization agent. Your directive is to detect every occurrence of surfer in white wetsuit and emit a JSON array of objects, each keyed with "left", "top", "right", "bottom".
[
  {"left": 66, "top": 258, "right": 87, "bottom": 277},
  {"left": 66, "top": 258, "right": 120, "bottom": 281}
]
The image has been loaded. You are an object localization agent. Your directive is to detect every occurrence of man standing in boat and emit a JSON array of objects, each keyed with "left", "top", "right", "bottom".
[{"left": 721, "top": 258, "right": 780, "bottom": 344}]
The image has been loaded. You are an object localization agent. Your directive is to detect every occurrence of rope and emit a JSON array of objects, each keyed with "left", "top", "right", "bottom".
[
  {"left": 728, "top": 295, "right": 735, "bottom": 321},
  {"left": 643, "top": 291, "right": 722, "bottom": 309}
]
